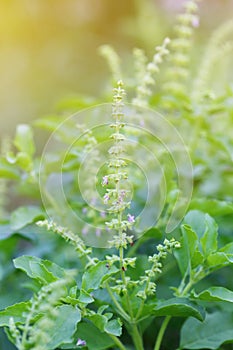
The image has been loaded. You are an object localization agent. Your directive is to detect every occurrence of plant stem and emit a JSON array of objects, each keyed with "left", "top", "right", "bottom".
[
  {"left": 154, "top": 316, "right": 171, "bottom": 350},
  {"left": 109, "top": 334, "right": 128, "bottom": 350},
  {"left": 106, "top": 283, "right": 131, "bottom": 323},
  {"left": 180, "top": 268, "right": 207, "bottom": 297},
  {"left": 106, "top": 281, "right": 144, "bottom": 350},
  {"left": 130, "top": 322, "right": 144, "bottom": 350},
  {"left": 179, "top": 280, "right": 193, "bottom": 297},
  {"left": 106, "top": 82, "right": 144, "bottom": 350},
  {"left": 135, "top": 300, "right": 145, "bottom": 320},
  {"left": 119, "top": 246, "right": 144, "bottom": 350},
  {"left": 21, "top": 301, "right": 36, "bottom": 349}
]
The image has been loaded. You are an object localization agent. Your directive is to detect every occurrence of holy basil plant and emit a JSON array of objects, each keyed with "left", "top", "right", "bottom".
[{"left": 0, "top": 0, "right": 233, "bottom": 349}]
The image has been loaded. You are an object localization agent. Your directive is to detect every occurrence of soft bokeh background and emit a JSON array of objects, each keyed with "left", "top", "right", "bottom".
[{"left": 0, "top": 0, "right": 232, "bottom": 136}]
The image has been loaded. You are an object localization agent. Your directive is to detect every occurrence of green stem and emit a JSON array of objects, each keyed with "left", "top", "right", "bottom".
[
  {"left": 106, "top": 283, "right": 131, "bottom": 323},
  {"left": 154, "top": 316, "right": 171, "bottom": 350},
  {"left": 130, "top": 323, "right": 144, "bottom": 350},
  {"left": 119, "top": 246, "right": 144, "bottom": 350},
  {"left": 119, "top": 245, "right": 133, "bottom": 318},
  {"left": 108, "top": 87, "right": 144, "bottom": 350},
  {"left": 135, "top": 300, "right": 145, "bottom": 320},
  {"left": 179, "top": 280, "right": 194, "bottom": 297},
  {"left": 109, "top": 334, "right": 127, "bottom": 350},
  {"left": 136, "top": 314, "right": 151, "bottom": 323},
  {"left": 21, "top": 301, "right": 36, "bottom": 348},
  {"left": 135, "top": 278, "right": 150, "bottom": 320},
  {"left": 106, "top": 279, "right": 144, "bottom": 350},
  {"left": 182, "top": 268, "right": 208, "bottom": 296}
]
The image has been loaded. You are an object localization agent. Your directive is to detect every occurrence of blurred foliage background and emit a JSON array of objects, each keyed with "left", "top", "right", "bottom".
[
  {"left": 0, "top": 0, "right": 233, "bottom": 137},
  {"left": 0, "top": 1, "right": 233, "bottom": 349}
]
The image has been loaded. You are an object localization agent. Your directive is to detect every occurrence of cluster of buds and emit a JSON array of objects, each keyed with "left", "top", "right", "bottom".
[
  {"left": 132, "top": 37, "right": 170, "bottom": 108},
  {"left": 106, "top": 254, "right": 137, "bottom": 270},
  {"left": 163, "top": 0, "right": 201, "bottom": 98},
  {"left": 76, "top": 124, "right": 98, "bottom": 155},
  {"left": 110, "top": 276, "right": 139, "bottom": 295},
  {"left": 76, "top": 125, "right": 105, "bottom": 238},
  {"left": 9, "top": 278, "right": 71, "bottom": 350},
  {"left": 29, "top": 279, "right": 69, "bottom": 349},
  {"left": 102, "top": 80, "right": 135, "bottom": 249},
  {"left": 133, "top": 48, "right": 148, "bottom": 85},
  {"left": 37, "top": 220, "right": 93, "bottom": 259},
  {"left": 137, "top": 238, "right": 180, "bottom": 300},
  {"left": 148, "top": 238, "right": 181, "bottom": 274},
  {"left": 136, "top": 281, "right": 156, "bottom": 300},
  {"left": 98, "top": 44, "right": 122, "bottom": 83}
]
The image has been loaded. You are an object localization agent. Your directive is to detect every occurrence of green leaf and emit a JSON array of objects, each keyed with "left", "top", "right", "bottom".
[
  {"left": 78, "top": 289, "right": 94, "bottom": 304},
  {"left": 15, "top": 152, "right": 32, "bottom": 171},
  {"left": 182, "top": 225, "right": 199, "bottom": 259},
  {"left": 87, "top": 312, "right": 122, "bottom": 337},
  {"left": 189, "top": 198, "right": 233, "bottom": 216},
  {"left": 207, "top": 252, "right": 233, "bottom": 270},
  {"left": 0, "top": 223, "right": 43, "bottom": 241},
  {"left": 10, "top": 206, "right": 44, "bottom": 231},
  {"left": 183, "top": 210, "right": 206, "bottom": 238},
  {"left": 192, "top": 286, "right": 233, "bottom": 302},
  {"left": 0, "top": 158, "right": 20, "bottom": 179},
  {"left": 104, "top": 318, "right": 122, "bottom": 336},
  {"left": 153, "top": 298, "right": 205, "bottom": 321},
  {"left": 207, "top": 134, "right": 233, "bottom": 162},
  {"left": 88, "top": 313, "right": 106, "bottom": 331},
  {"left": 34, "top": 115, "right": 65, "bottom": 132},
  {"left": 0, "top": 224, "right": 17, "bottom": 240},
  {"left": 14, "top": 124, "right": 35, "bottom": 157},
  {"left": 7, "top": 151, "right": 33, "bottom": 171},
  {"left": 34, "top": 116, "right": 77, "bottom": 144},
  {"left": 82, "top": 261, "right": 118, "bottom": 291},
  {"left": 219, "top": 242, "right": 233, "bottom": 255},
  {"left": 70, "top": 321, "right": 114, "bottom": 350},
  {"left": 97, "top": 305, "right": 110, "bottom": 315},
  {"left": 174, "top": 225, "right": 200, "bottom": 277},
  {"left": 200, "top": 214, "right": 218, "bottom": 256},
  {"left": 47, "top": 305, "right": 81, "bottom": 349},
  {"left": 56, "top": 96, "right": 97, "bottom": 112},
  {"left": 13, "top": 255, "right": 67, "bottom": 284},
  {"left": 0, "top": 301, "right": 30, "bottom": 326},
  {"left": 141, "top": 227, "right": 163, "bottom": 241},
  {"left": 180, "top": 311, "right": 233, "bottom": 349}
]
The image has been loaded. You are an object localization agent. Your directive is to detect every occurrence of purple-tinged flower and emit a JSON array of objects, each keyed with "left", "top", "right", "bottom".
[
  {"left": 127, "top": 214, "right": 135, "bottom": 223},
  {"left": 118, "top": 190, "right": 126, "bottom": 203},
  {"left": 104, "top": 194, "right": 110, "bottom": 204},
  {"left": 90, "top": 197, "right": 97, "bottom": 206},
  {"left": 102, "top": 176, "right": 109, "bottom": 186},
  {"left": 82, "top": 226, "right": 88, "bottom": 235},
  {"left": 192, "top": 16, "right": 199, "bottom": 28},
  {"left": 140, "top": 119, "right": 145, "bottom": 127},
  {"left": 82, "top": 207, "right": 88, "bottom": 214},
  {"left": 76, "top": 338, "right": 86, "bottom": 346},
  {"left": 95, "top": 228, "right": 101, "bottom": 237},
  {"left": 100, "top": 211, "right": 106, "bottom": 218}
]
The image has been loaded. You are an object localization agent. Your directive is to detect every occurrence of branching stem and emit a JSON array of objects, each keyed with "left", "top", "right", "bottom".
[{"left": 154, "top": 316, "right": 171, "bottom": 350}]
